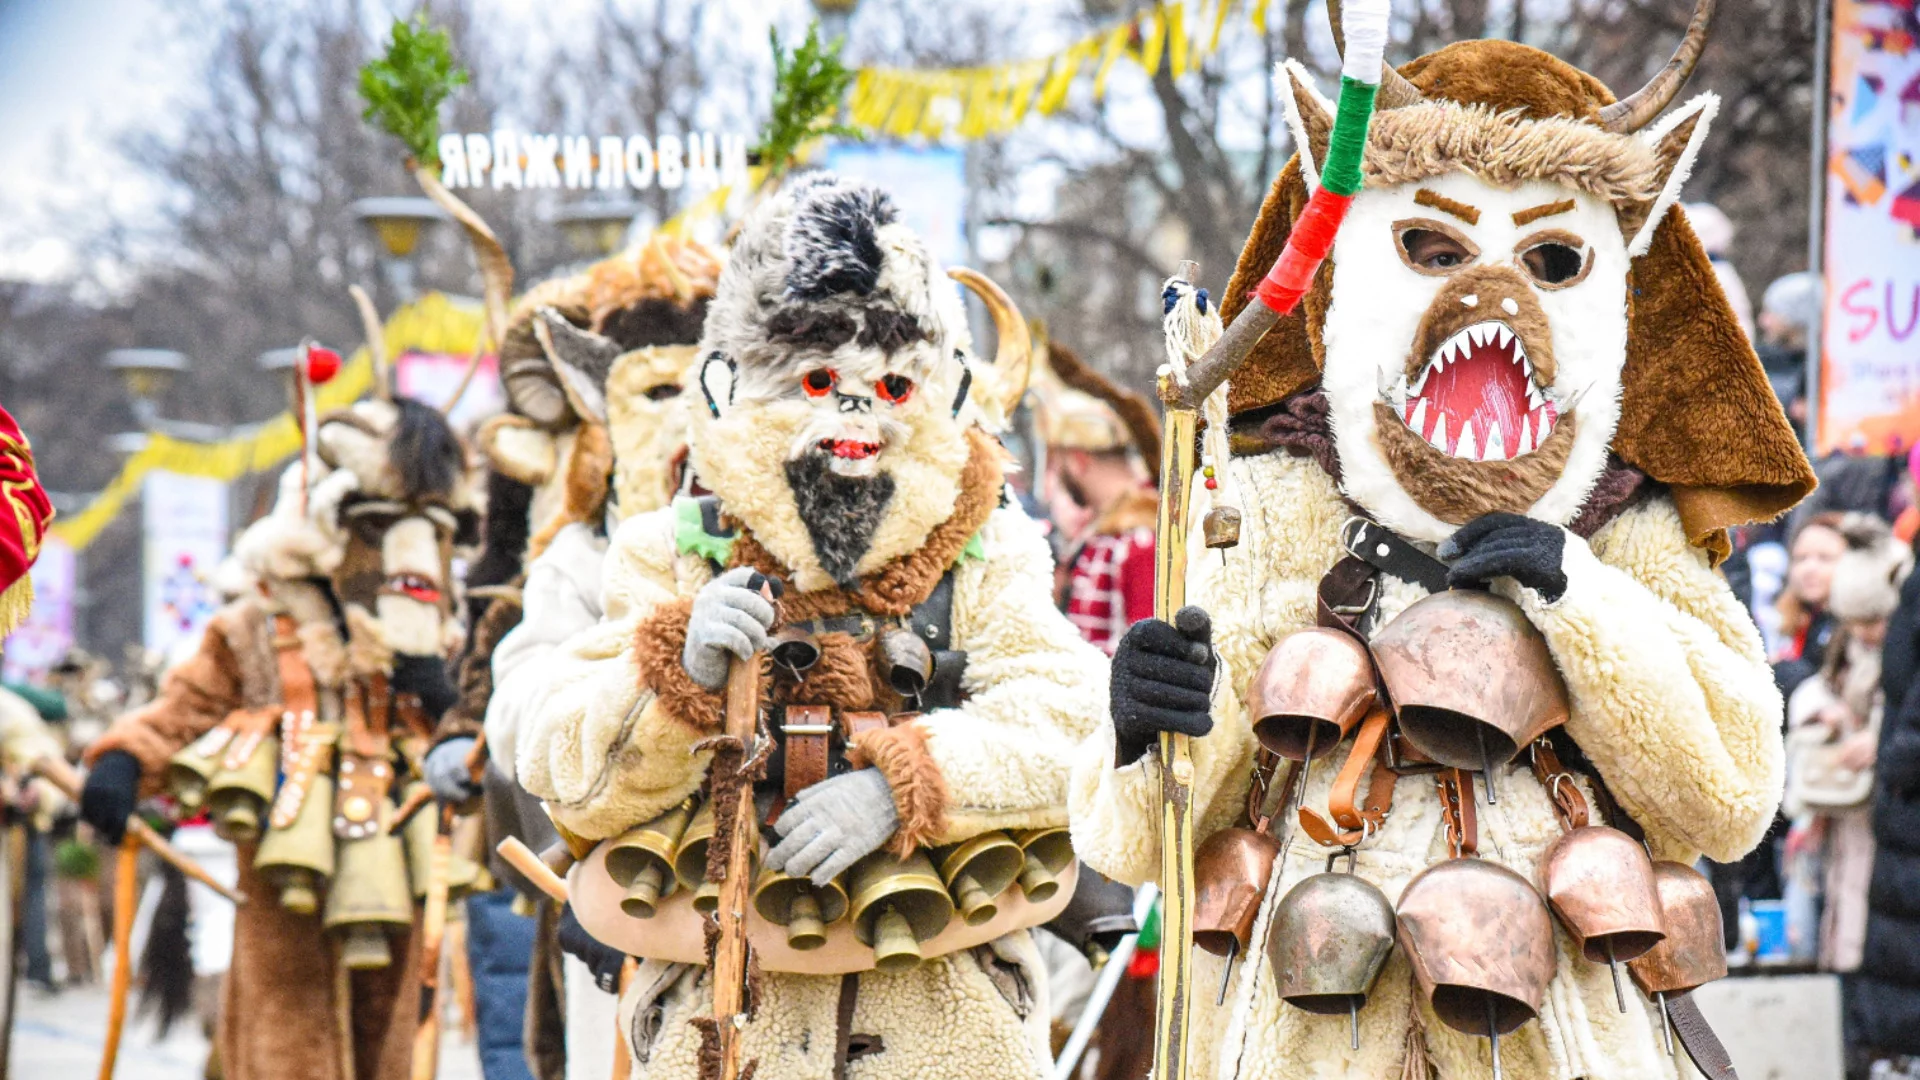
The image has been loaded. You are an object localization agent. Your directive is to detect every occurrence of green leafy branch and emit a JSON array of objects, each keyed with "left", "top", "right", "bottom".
[
  {"left": 754, "top": 22, "right": 865, "bottom": 185},
  {"left": 358, "top": 12, "right": 469, "bottom": 170}
]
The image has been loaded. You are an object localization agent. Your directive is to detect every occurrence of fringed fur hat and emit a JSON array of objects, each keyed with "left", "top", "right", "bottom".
[{"left": 1830, "top": 514, "right": 1913, "bottom": 623}]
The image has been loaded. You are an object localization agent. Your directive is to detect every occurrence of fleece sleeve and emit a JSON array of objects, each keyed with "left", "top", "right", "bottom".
[
  {"left": 484, "top": 527, "right": 607, "bottom": 785},
  {"left": 1508, "top": 496, "right": 1785, "bottom": 862},
  {"left": 84, "top": 615, "right": 247, "bottom": 794},
  {"left": 850, "top": 507, "right": 1109, "bottom": 852},
  {"left": 511, "top": 508, "right": 715, "bottom": 841}
]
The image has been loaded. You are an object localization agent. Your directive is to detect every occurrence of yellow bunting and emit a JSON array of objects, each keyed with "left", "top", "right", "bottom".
[
  {"left": 1169, "top": 4, "right": 1189, "bottom": 78},
  {"left": 1252, "top": 0, "right": 1272, "bottom": 34},
  {"left": 1140, "top": 8, "right": 1168, "bottom": 78},
  {"left": 1210, "top": 0, "right": 1234, "bottom": 52},
  {"left": 1092, "top": 22, "right": 1132, "bottom": 99}
]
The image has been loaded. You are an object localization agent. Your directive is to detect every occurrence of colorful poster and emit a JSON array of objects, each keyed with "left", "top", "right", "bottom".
[
  {"left": 142, "top": 471, "right": 228, "bottom": 657},
  {"left": 1, "top": 535, "right": 76, "bottom": 683},
  {"left": 1817, "top": 0, "right": 1920, "bottom": 452},
  {"left": 395, "top": 349, "right": 504, "bottom": 431}
]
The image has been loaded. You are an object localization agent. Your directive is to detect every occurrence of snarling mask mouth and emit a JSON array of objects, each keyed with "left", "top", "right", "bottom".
[
  {"left": 1395, "top": 319, "right": 1560, "bottom": 461},
  {"left": 382, "top": 572, "right": 443, "bottom": 606}
]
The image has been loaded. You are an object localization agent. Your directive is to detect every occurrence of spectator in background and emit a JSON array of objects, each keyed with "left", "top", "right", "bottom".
[
  {"left": 1784, "top": 516, "right": 1907, "bottom": 977},
  {"left": 1778, "top": 513, "right": 1850, "bottom": 701},
  {"left": 1760, "top": 270, "right": 1821, "bottom": 436},
  {"left": 1686, "top": 202, "right": 1755, "bottom": 339}
]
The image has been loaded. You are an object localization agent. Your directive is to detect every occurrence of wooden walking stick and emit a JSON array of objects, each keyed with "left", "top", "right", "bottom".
[
  {"left": 1146, "top": 6, "right": 1389, "bottom": 1072},
  {"left": 707, "top": 650, "right": 765, "bottom": 1080},
  {"left": 98, "top": 834, "right": 138, "bottom": 1080},
  {"left": 31, "top": 756, "right": 246, "bottom": 905},
  {"left": 409, "top": 734, "right": 489, "bottom": 1080}
]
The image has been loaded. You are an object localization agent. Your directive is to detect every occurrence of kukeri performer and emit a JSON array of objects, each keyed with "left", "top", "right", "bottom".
[
  {"left": 80, "top": 367, "right": 483, "bottom": 1080},
  {"left": 513, "top": 173, "right": 1104, "bottom": 1080},
  {"left": 1069, "top": 2, "right": 1819, "bottom": 1078}
]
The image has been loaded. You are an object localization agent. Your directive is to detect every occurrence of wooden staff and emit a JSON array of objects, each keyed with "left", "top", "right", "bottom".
[
  {"left": 496, "top": 836, "right": 569, "bottom": 905},
  {"left": 31, "top": 756, "right": 245, "bottom": 906},
  {"left": 98, "top": 835, "right": 138, "bottom": 1080},
  {"left": 411, "top": 803, "right": 456, "bottom": 1080},
  {"left": 710, "top": 654, "right": 763, "bottom": 1080}
]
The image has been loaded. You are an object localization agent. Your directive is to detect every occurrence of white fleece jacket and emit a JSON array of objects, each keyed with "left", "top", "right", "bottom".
[
  {"left": 1069, "top": 449, "right": 1782, "bottom": 1080},
  {"left": 486, "top": 524, "right": 607, "bottom": 786}
]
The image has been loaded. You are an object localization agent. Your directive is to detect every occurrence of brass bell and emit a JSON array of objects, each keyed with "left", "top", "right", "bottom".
[
  {"left": 1396, "top": 859, "right": 1555, "bottom": 1079},
  {"left": 1269, "top": 852, "right": 1397, "bottom": 1051},
  {"left": 400, "top": 786, "right": 482, "bottom": 901},
  {"left": 770, "top": 628, "right": 821, "bottom": 675},
  {"left": 255, "top": 771, "right": 337, "bottom": 915},
  {"left": 1629, "top": 862, "right": 1727, "bottom": 1055},
  {"left": 1247, "top": 628, "right": 1376, "bottom": 761},
  {"left": 933, "top": 832, "right": 1024, "bottom": 926},
  {"left": 165, "top": 734, "right": 226, "bottom": 813},
  {"left": 606, "top": 800, "right": 695, "bottom": 918},
  {"left": 1203, "top": 505, "right": 1242, "bottom": 549},
  {"left": 206, "top": 735, "right": 281, "bottom": 844},
  {"left": 881, "top": 629, "right": 936, "bottom": 702},
  {"left": 672, "top": 800, "right": 718, "bottom": 913},
  {"left": 1371, "top": 592, "right": 1569, "bottom": 801},
  {"left": 1009, "top": 827, "right": 1074, "bottom": 902},
  {"left": 752, "top": 867, "right": 850, "bottom": 951},
  {"left": 323, "top": 830, "right": 416, "bottom": 970},
  {"left": 1539, "top": 825, "right": 1665, "bottom": 1011},
  {"left": 848, "top": 850, "right": 955, "bottom": 973},
  {"left": 1192, "top": 827, "right": 1280, "bottom": 960}
]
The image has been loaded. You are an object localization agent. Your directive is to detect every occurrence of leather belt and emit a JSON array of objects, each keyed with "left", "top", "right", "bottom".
[
  {"left": 334, "top": 675, "right": 395, "bottom": 840},
  {"left": 780, "top": 705, "right": 834, "bottom": 813},
  {"left": 1668, "top": 992, "right": 1739, "bottom": 1078}
]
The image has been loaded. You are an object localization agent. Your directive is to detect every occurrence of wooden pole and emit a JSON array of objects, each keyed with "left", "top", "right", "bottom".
[
  {"left": 98, "top": 836, "right": 138, "bottom": 1080},
  {"left": 410, "top": 805, "right": 455, "bottom": 1080},
  {"left": 711, "top": 655, "right": 763, "bottom": 1080},
  {"left": 31, "top": 757, "right": 244, "bottom": 905}
]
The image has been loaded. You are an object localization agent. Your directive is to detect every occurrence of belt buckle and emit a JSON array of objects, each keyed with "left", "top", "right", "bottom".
[{"left": 1328, "top": 575, "right": 1378, "bottom": 617}]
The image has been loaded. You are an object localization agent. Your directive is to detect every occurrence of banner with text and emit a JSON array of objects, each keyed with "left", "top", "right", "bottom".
[{"left": 142, "top": 471, "right": 229, "bottom": 659}]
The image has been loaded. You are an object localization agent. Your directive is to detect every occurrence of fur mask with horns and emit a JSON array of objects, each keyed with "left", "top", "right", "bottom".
[
  {"left": 1225, "top": 0, "right": 1814, "bottom": 556},
  {"left": 690, "top": 173, "right": 1030, "bottom": 592}
]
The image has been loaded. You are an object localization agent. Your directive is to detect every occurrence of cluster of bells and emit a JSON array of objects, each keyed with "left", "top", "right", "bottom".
[
  {"left": 602, "top": 795, "right": 1073, "bottom": 974},
  {"left": 1192, "top": 590, "right": 1726, "bottom": 1075},
  {"left": 165, "top": 722, "right": 481, "bottom": 970}
]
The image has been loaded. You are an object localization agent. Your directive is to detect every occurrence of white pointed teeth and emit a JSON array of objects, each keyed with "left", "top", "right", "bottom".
[
  {"left": 1483, "top": 421, "right": 1505, "bottom": 461},
  {"left": 1518, "top": 416, "right": 1535, "bottom": 455},
  {"left": 1456, "top": 418, "right": 1475, "bottom": 458},
  {"left": 1428, "top": 413, "right": 1447, "bottom": 453},
  {"left": 1409, "top": 398, "right": 1429, "bottom": 434},
  {"left": 1495, "top": 326, "right": 1513, "bottom": 350}
]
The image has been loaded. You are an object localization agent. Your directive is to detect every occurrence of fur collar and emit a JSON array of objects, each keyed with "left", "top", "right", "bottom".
[{"left": 729, "top": 428, "right": 1006, "bottom": 620}]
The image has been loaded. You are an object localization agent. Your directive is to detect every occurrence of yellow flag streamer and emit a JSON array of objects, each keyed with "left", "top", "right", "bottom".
[{"left": 847, "top": 0, "right": 1260, "bottom": 143}]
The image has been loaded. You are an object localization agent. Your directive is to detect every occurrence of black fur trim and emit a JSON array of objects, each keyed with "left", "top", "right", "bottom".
[
  {"left": 390, "top": 397, "right": 465, "bottom": 500},
  {"left": 784, "top": 183, "right": 898, "bottom": 301},
  {"left": 137, "top": 863, "right": 194, "bottom": 1036},
  {"left": 950, "top": 352, "right": 972, "bottom": 418},
  {"left": 466, "top": 469, "right": 533, "bottom": 599},
  {"left": 854, "top": 304, "right": 930, "bottom": 352},
  {"left": 766, "top": 306, "right": 859, "bottom": 351},
  {"left": 598, "top": 296, "right": 711, "bottom": 350},
  {"left": 784, "top": 453, "right": 896, "bottom": 586}
]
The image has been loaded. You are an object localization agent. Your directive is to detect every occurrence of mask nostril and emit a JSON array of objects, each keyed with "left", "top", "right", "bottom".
[
  {"left": 1501, "top": 298, "right": 1520, "bottom": 315},
  {"left": 1462, "top": 294, "right": 1478, "bottom": 307}
]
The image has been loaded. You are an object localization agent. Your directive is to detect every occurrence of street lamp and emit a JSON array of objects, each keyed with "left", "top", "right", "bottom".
[
  {"left": 105, "top": 349, "right": 188, "bottom": 430},
  {"left": 554, "top": 200, "right": 645, "bottom": 259},
  {"left": 351, "top": 196, "right": 449, "bottom": 302},
  {"left": 811, "top": 0, "right": 859, "bottom": 39}
]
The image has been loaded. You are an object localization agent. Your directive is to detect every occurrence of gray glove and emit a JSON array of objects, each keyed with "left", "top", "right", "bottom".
[
  {"left": 682, "top": 567, "right": 779, "bottom": 691},
  {"left": 765, "top": 769, "right": 901, "bottom": 887},
  {"left": 423, "top": 737, "right": 481, "bottom": 804}
]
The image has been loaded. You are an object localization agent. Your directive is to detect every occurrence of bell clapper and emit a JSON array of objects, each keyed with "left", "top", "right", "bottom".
[
  {"left": 1349, "top": 997, "right": 1360, "bottom": 1051},
  {"left": 1485, "top": 996, "right": 1503, "bottom": 1080},
  {"left": 1607, "top": 938, "right": 1626, "bottom": 1013},
  {"left": 1478, "top": 725, "right": 1498, "bottom": 804},
  {"left": 1218, "top": 937, "right": 1237, "bottom": 1005},
  {"left": 1657, "top": 991, "right": 1674, "bottom": 1056}
]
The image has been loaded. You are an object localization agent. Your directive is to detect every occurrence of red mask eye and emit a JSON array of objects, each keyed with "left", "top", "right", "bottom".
[
  {"left": 875, "top": 374, "right": 915, "bottom": 404},
  {"left": 801, "top": 368, "right": 838, "bottom": 398}
]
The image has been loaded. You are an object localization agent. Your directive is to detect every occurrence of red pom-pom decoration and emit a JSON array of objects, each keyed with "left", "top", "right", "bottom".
[{"left": 304, "top": 345, "right": 342, "bottom": 385}]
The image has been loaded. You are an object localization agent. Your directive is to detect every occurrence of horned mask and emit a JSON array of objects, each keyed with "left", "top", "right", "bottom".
[
  {"left": 1226, "top": 0, "right": 1813, "bottom": 555},
  {"left": 690, "top": 173, "right": 1028, "bottom": 591}
]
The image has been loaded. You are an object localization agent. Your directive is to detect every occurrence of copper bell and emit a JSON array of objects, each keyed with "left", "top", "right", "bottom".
[
  {"left": 1009, "top": 826, "right": 1074, "bottom": 902},
  {"left": 1247, "top": 629, "right": 1375, "bottom": 762},
  {"left": 848, "top": 850, "right": 955, "bottom": 973},
  {"left": 1269, "top": 851, "right": 1397, "bottom": 1051},
  {"left": 1629, "top": 861, "right": 1727, "bottom": 1055},
  {"left": 933, "top": 832, "right": 1024, "bottom": 926},
  {"left": 882, "top": 628, "right": 936, "bottom": 703},
  {"left": 672, "top": 800, "right": 720, "bottom": 914},
  {"left": 752, "top": 867, "right": 850, "bottom": 951},
  {"left": 1370, "top": 592, "right": 1568, "bottom": 801},
  {"left": 206, "top": 735, "right": 281, "bottom": 844},
  {"left": 1539, "top": 825, "right": 1665, "bottom": 1011},
  {"left": 770, "top": 628, "right": 821, "bottom": 675},
  {"left": 255, "top": 771, "right": 337, "bottom": 915},
  {"left": 1192, "top": 827, "right": 1280, "bottom": 963},
  {"left": 605, "top": 800, "right": 695, "bottom": 918},
  {"left": 1203, "top": 506, "right": 1242, "bottom": 549},
  {"left": 1396, "top": 859, "right": 1555, "bottom": 1079}
]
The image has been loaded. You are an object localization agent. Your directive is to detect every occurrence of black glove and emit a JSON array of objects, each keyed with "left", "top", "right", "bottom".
[
  {"left": 80, "top": 750, "right": 141, "bottom": 845},
  {"left": 1438, "top": 512, "right": 1569, "bottom": 602},
  {"left": 390, "top": 653, "right": 458, "bottom": 719},
  {"left": 556, "top": 905, "right": 627, "bottom": 994},
  {"left": 1110, "top": 606, "right": 1216, "bottom": 767}
]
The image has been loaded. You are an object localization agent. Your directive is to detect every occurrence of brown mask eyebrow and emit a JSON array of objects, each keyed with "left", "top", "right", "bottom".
[
  {"left": 1512, "top": 199, "right": 1577, "bottom": 226},
  {"left": 1414, "top": 188, "right": 1481, "bottom": 225}
]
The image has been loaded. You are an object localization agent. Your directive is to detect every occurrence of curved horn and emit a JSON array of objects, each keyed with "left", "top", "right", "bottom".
[
  {"left": 410, "top": 163, "right": 514, "bottom": 416},
  {"left": 348, "top": 284, "right": 393, "bottom": 402},
  {"left": 1597, "top": 0, "right": 1715, "bottom": 132},
  {"left": 1326, "top": 0, "right": 1424, "bottom": 109},
  {"left": 947, "top": 266, "right": 1033, "bottom": 418}
]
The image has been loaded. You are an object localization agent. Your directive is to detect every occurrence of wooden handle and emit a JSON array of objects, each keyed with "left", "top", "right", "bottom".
[
  {"left": 712, "top": 655, "right": 763, "bottom": 1080},
  {"left": 497, "top": 836, "right": 569, "bottom": 904},
  {"left": 34, "top": 757, "right": 245, "bottom": 906},
  {"left": 410, "top": 808, "right": 454, "bottom": 1080},
  {"left": 98, "top": 836, "right": 138, "bottom": 1080}
]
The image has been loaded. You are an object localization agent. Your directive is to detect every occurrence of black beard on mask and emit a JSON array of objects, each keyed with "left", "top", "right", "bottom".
[{"left": 785, "top": 452, "right": 897, "bottom": 586}]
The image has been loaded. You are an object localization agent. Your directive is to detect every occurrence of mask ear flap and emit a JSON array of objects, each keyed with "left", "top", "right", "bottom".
[
  {"left": 1279, "top": 59, "right": 1336, "bottom": 189},
  {"left": 699, "top": 353, "right": 736, "bottom": 418},
  {"left": 1624, "top": 93, "right": 1717, "bottom": 258}
]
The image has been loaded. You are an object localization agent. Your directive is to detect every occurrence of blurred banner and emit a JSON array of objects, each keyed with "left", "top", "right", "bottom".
[
  {"left": 1817, "top": 0, "right": 1920, "bottom": 453},
  {"left": 1, "top": 536, "right": 75, "bottom": 683},
  {"left": 141, "top": 471, "right": 228, "bottom": 658},
  {"left": 822, "top": 145, "right": 970, "bottom": 269},
  {"left": 396, "top": 350, "right": 505, "bottom": 431}
]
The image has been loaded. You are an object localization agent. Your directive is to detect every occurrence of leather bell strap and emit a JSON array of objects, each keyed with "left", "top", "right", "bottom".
[
  {"left": 1668, "top": 992, "right": 1739, "bottom": 1079},
  {"left": 1529, "top": 738, "right": 1591, "bottom": 832},
  {"left": 781, "top": 705, "right": 834, "bottom": 810},
  {"left": 1436, "top": 769, "right": 1479, "bottom": 858},
  {"left": 1297, "top": 704, "right": 1401, "bottom": 848}
]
